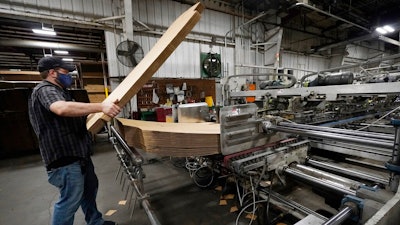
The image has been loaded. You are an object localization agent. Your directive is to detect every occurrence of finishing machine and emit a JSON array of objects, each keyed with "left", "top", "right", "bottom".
[
  {"left": 216, "top": 102, "right": 400, "bottom": 225},
  {"left": 109, "top": 79, "right": 400, "bottom": 225}
]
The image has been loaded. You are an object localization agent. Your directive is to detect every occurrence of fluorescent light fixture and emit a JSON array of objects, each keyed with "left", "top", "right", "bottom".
[
  {"left": 32, "top": 28, "right": 57, "bottom": 36},
  {"left": 54, "top": 50, "right": 69, "bottom": 54},
  {"left": 376, "top": 25, "right": 395, "bottom": 34},
  {"left": 383, "top": 25, "right": 395, "bottom": 33},
  {"left": 376, "top": 27, "right": 387, "bottom": 34},
  {"left": 62, "top": 58, "right": 74, "bottom": 62}
]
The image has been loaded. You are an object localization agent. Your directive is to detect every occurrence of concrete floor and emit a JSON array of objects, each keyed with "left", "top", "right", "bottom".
[{"left": 0, "top": 134, "right": 244, "bottom": 225}]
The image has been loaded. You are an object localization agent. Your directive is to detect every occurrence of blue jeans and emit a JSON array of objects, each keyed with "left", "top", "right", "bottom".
[{"left": 47, "top": 159, "right": 104, "bottom": 225}]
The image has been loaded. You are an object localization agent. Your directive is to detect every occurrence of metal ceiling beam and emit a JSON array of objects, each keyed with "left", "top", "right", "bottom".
[
  {"left": 378, "top": 35, "right": 400, "bottom": 47},
  {"left": 289, "top": 2, "right": 371, "bottom": 33},
  {"left": 312, "top": 33, "right": 378, "bottom": 52}
]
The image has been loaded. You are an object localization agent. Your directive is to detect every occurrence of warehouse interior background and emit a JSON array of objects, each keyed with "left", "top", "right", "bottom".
[{"left": 2, "top": 0, "right": 400, "bottom": 225}]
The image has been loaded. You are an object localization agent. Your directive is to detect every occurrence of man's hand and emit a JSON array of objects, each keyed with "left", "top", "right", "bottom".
[{"left": 101, "top": 100, "right": 121, "bottom": 118}]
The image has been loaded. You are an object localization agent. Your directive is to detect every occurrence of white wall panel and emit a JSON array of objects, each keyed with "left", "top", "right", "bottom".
[
  {"left": 152, "top": 0, "right": 162, "bottom": 26},
  {"left": 3, "top": 0, "right": 340, "bottom": 81},
  {"left": 0, "top": 0, "right": 116, "bottom": 20},
  {"left": 129, "top": 0, "right": 234, "bottom": 37},
  {"left": 145, "top": 0, "right": 155, "bottom": 25},
  {"left": 93, "top": 0, "right": 105, "bottom": 16},
  {"left": 82, "top": 1, "right": 94, "bottom": 18}
]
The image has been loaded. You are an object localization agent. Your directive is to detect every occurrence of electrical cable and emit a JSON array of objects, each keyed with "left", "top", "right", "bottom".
[
  {"left": 265, "top": 173, "right": 274, "bottom": 225},
  {"left": 235, "top": 176, "right": 246, "bottom": 207},
  {"left": 193, "top": 166, "right": 214, "bottom": 188},
  {"left": 185, "top": 157, "right": 214, "bottom": 188},
  {"left": 357, "top": 105, "right": 400, "bottom": 131},
  {"left": 255, "top": 158, "right": 268, "bottom": 189},
  {"left": 235, "top": 175, "right": 264, "bottom": 225},
  {"left": 249, "top": 176, "right": 256, "bottom": 225},
  {"left": 235, "top": 199, "right": 270, "bottom": 225}
]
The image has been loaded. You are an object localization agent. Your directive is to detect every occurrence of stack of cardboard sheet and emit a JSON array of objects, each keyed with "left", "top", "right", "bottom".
[{"left": 116, "top": 118, "right": 221, "bottom": 157}]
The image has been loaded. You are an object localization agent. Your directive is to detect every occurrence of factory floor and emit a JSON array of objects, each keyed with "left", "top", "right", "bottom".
[{"left": 0, "top": 133, "right": 244, "bottom": 225}]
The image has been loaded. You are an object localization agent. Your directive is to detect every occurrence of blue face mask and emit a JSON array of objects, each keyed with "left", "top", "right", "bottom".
[{"left": 56, "top": 72, "right": 73, "bottom": 88}]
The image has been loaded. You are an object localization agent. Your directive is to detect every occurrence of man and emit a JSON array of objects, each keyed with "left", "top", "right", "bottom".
[{"left": 28, "top": 56, "right": 120, "bottom": 225}]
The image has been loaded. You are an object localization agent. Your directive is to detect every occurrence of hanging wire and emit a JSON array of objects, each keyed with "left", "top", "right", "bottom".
[
  {"left": 235, "top": 199, "right": 269, "bottom": 225},
  {"left": 233, "top": 176, "right": 260, "bottom": 225},
  {"left": 235, "top": 167, "right": 275, "bottom": 225}
]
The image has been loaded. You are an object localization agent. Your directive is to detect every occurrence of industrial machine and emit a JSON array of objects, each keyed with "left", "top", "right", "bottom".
[
  {"left": 203, "top": 63, "right": 400, "bottom": 224},
  {"left": 214, "top": 102, "right": 400, "bottom": 225},
  {"left": 109, "top": 61, "right": 400, "bottom": 225}
]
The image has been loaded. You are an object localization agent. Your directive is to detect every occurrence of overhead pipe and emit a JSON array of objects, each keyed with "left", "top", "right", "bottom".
[
  {"left": 223, "top": 11, "right": 270, "bottom": 77},
  {"left": 0, "top": 8, "right": 107, "bottom": 29},
  {"left": 226, "top": 73, "right": 297, "bottom": 89},
  {"left": 0, "top": 39, "right": 104, "bottom": 53}
]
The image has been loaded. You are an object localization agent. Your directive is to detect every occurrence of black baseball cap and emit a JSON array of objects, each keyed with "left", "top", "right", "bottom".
[{"left": 38, "top": 56, "right": 75, "bottom": 72}]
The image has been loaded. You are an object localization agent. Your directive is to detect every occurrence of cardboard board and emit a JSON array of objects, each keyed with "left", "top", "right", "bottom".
[
  {"left": 87, "top": 3, "right": 204, "bottom": 133},
  {"left": 116, "top": 118, "right": 221, "bottom": 157}
]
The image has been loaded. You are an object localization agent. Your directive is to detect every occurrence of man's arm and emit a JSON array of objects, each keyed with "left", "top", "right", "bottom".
[{"left": 50, "top": 100, "right": 121, "bottom": 118}]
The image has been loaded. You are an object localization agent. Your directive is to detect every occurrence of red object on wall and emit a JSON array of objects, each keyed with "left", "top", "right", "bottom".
[{"left": 156, "top": 107, "right": 172, "bottom": 122}]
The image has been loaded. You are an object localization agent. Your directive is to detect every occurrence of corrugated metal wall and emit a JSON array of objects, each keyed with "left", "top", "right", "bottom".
[
  {"left": 281, "top": 52, "right": 329, "bottom": 80},
  {"left": 0, "top": 0, "right": 116, "bottom": 20},
  {"left": 128, "top": 0, "right": 235, "bottom": 78},
  {"left": 1, "top": 0, "right": 339, "bottom": 80}
]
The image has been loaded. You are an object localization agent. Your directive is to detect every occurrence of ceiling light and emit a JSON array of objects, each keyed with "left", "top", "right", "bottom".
[
  {"left": 376, "top": 25, "right": 396, "bottom": 35},
  {"left": 383, "top": 25, "right": 395, "bottom": 33},
  {"left": 32, "top": 24, "right": 57, "bottom": 36},
  {"left": 32, "top": 28, "right": 57, "bottom": 36},
  {"left": 62, "top": 58, "right": 74, "bottom": 62},
  {"left": 375, "top": 27, "right": 388, "bottom": 34},
  {"left": 54, "top": 50, "right": 69, "bottom": 54}
]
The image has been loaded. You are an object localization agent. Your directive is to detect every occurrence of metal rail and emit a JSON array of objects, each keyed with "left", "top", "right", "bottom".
[
  {"left": 307, "top": 159, "right": 389, "bottom": 186},
  {"left": 258, "top": 191, "right": 328, "bottom": 221},
  {"left": 284, "top": 166, "right": 357, "bottom": 196},
  {"left": 278, "top": 122, "right": 394, "bottom": 141},
  {"left": 110, "top": 125, "right": 162, "bottom": 225},
  {"left": 270, "top": 124, "right": 393, "bottom": 149},
  {"left": 293, "top": 163, "right": 364, "bottom": 190},
  {"left": 322, "top": 206, "right": 354, "bottom": 225}
]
